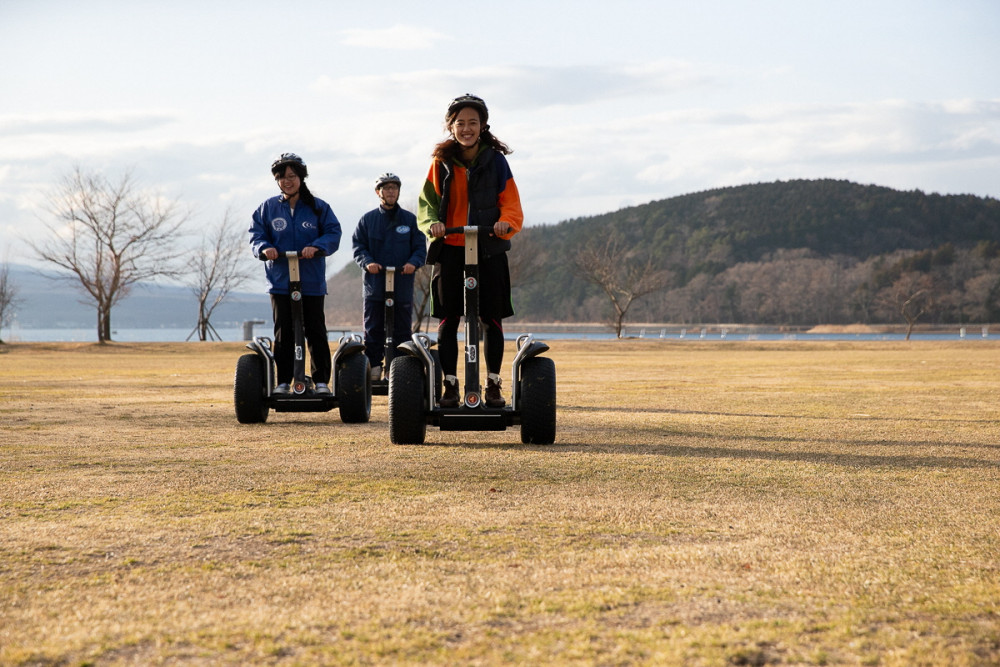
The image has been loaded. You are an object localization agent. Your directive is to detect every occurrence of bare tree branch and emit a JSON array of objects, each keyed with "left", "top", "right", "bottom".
[
  {"left": 187, "top": 208, "right": 256, "bottom": 341},
  {"left": 571, "top": 233, "right": 670, "bottom": 337},
  {"left": 0, "top": 260, "right": 22, "bottom": 343},
  {"left": 30, "top": 166, "right": 187, "bottom": 343}
]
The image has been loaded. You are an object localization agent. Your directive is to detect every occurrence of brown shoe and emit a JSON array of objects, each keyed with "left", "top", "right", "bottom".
[
  {"left": 440, "top": 378, "right": 459, "bottom": 408},
  {"left": 485, "top": 377, "right": 506, "bottom": 407}
]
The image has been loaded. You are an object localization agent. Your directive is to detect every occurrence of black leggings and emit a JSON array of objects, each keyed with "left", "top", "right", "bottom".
[
  {"left": 438, "top": 316, "right": 504, "bottom": 376},
  {"left": 271, "top": 294, "right": 331, "bottom": 385}
]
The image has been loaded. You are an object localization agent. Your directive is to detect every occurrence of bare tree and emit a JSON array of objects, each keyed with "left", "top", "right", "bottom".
[
  {"left": 187, "top": 209, "right": 255, "bottom": 341},
  {"left": 571, "top": 233, "right": 670, "bottom": 338},
  {"left": 31, "top": 167, "right": 186, "bottom": 343},
  {"left": 879, "top": 272, "right": 934, "bottom": 341},
  {"left": 411, "top": 264, "right": 434, "bottom": 333},
  {"left": 0, "top": 260, "right": 22, "bottom": 343}
]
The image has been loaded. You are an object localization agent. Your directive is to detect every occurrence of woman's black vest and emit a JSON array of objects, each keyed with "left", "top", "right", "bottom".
[{"left": 437, "top": 148, "right": 511, "bottom": 258}]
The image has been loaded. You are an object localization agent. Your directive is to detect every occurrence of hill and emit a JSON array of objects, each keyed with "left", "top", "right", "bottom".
[
  {"left": 325, "top": 179, "right": 1000, "bottom": 327},
  {"left": 11, "top": 179, "right": 995, "bottom": 333}
]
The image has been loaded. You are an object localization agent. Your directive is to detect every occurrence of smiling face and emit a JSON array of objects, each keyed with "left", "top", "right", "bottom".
[
  {"left": 451, "top": 106, "right": 483, "bottom": 149},
  {"left": 275, "top": 165, "right": 300, "bottom": 199}
]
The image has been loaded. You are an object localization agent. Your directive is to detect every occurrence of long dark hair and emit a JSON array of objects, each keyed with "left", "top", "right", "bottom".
[{"left": 432, "top": 106, "right": 512, "bottom": 162}]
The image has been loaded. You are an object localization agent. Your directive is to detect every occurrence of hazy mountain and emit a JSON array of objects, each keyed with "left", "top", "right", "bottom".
[{"left": 4, "top": 264, "right": 272, "bottom": 330}]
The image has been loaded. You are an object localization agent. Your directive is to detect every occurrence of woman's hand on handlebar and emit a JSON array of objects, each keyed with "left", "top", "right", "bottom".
[
  {"left": 366, "top": 262, "right": 384, "bottom": 274},
  {"left": 300, "top": 246, "right": 321, "bottom": 259},
  {"left": 434, "top": 223, "right": 510, "bottom": 238},
  {"left": 262, "top": 247, "right": 278, "bottom": 261}
]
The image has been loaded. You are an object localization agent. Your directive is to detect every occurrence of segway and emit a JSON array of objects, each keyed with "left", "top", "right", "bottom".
[
  {"left": 372, "top": 265, "right": 443, "bottom": 398},
  {"left": 371, "top": 266, "right": 397, "bottom": 397},
  {"left": 387, "top": 226, "right": 556, "bottom": 445},
  {"left": 234, "top": 251, "right": 372, "bottom": 424}
]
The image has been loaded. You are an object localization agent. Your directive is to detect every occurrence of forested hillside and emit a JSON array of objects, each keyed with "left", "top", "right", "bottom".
[{"left": 327, "top": 179, "right": 1000, "bottom": 327}]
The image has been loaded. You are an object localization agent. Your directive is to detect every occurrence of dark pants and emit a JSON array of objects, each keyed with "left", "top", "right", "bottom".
[
  {"left": 363, "top": 297, "right": 413, "bottom": 368},
  {"left": 271, "top": 294, "right": 331, "bottom": 385},
  {"left": 433, "top": 244, "right": 512, "bottom": 377}
]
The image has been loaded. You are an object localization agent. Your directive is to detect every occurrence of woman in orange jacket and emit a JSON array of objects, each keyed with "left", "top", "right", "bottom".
[{"left": 417, "top": 94, "right": 524, "bottom": 408}]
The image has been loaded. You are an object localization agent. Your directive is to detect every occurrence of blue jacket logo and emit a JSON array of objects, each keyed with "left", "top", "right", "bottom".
[
  {"left": 302, "top": 221, "right": 317, "bottom": 229},
  {"left": 272, "top": 218, "right": 288, "bottom": 232},
  {"left": 395, "top": 225, "right": 409, "bottom": 234}
]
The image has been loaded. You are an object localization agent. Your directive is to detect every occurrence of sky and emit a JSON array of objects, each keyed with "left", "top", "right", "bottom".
[{"left": 1, "top": 0, "right": 998, "bottom": 284}]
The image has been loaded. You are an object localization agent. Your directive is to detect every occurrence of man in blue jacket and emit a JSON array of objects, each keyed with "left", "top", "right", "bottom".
[
  {"left": 250, "top": 153, "right": 342, "bottom": 394},
  {"left": 352, "top": 173, "right": 426, "bottom": 381}
]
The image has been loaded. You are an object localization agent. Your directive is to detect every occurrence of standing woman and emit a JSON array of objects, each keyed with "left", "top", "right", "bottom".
[
  {"left": 249, "top": 153, "right": 342, "bottom": 394},
  {"left": 417, "top": 94, "right": 524, "bottom": 408}
]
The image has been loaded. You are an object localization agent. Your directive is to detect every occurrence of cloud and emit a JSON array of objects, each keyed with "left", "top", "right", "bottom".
[
  {"left": 339, "top": 25, "right": 449, "bottom": 50},
  {"left": 309, "top": 61, "right": 716, "bottom": 109},
  {"left": 0, "top": 111, "right": 177, "bottom": 138}
]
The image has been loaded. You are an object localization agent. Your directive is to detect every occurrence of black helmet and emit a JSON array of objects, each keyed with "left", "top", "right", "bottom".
[
  {"left": 447, "top": 94, "right": 489, "bottom": 124},
  {"left": 374, "top": 172, "right": 402, "bottom": 190},
  {"left": 271, "top": 152, "right": 308, "bottom": 178}
]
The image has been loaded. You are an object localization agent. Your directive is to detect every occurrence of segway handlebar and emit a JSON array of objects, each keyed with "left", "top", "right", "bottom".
[
  {"left": 258, "top": 249, "right": 326, "bottom": 260},
  {"left": 442, "top": 224, "right": 511, "bottom": 237}
]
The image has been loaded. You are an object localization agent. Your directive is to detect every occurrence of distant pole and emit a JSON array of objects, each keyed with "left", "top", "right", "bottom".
[{"left": 243, "top": 320, "right": 265, "bottom": 340}]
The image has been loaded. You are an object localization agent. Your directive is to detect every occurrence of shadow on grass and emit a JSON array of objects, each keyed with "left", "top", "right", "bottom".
[
  {"left": 444, "top": 438, "right": 1000, "bottom": 470},
  {"left": 435, "top": 406, "right": 1000, "bottom": 470},
  {"left": 560, "top": 403, "right": 1000, "bottom": 425}
]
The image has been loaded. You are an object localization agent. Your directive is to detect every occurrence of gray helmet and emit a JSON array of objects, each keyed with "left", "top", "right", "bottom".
[
  {"left": 271, "top": 152, "right": 308, "bottom": 178},
  {"left": 375, "top": 172, "right": 402, "bottom": 190},
  {"left": 447, "top": 93, "right": 489, "bottom": 125}
]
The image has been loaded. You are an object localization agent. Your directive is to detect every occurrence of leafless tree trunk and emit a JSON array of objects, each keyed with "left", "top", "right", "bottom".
[
  {"left": 571, "top": 233, "right": 670, "bottom": 338},
  {"left": 0, "top": 260, "right": 22, "bottom": 343},
  {"left": 879, "top": 272, "right": 934, "bottom": 341},
  {"left": 188, "top": 209, "right": 255, "bottom": 341},
  {"left": 411, "top": 264, "right": 433, "bottom": 333},
  {"left": 31, "top": 167, "right": 186, "bottom": 343}
]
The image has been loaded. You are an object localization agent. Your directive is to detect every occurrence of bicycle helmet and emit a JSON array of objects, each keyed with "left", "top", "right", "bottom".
[
  {"left": 270, "top": 152, "right": 308, "bottom": 178},
  {"left": 374, "top": 172, "right": 402, "bottom": 190},
  {"left": 446, "top": 94, "right": 489, "bottom": 125}
]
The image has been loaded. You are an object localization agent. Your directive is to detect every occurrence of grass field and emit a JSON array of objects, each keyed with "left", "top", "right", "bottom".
[{"left": 1, "top": 340, "right": 998, "bottom": 666}]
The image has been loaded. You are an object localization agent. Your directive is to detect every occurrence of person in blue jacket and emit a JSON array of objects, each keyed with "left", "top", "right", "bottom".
[
  {"left": 249, "top": 153, "right": 342, "bottom": 394},
  {"left": 352, "top": 173, "right": 426, "bottom": 381}
]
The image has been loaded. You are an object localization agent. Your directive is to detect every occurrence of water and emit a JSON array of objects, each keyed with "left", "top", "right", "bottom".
[{"left": 2, "top": 326, "right": 992, "bottom": 343}]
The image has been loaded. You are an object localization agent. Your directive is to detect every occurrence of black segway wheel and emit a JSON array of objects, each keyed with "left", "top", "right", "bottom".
[
  {"left": 388, "top": 355, "right": 427, "bottom": 445},
  {"left": 234, "top": 353, "right": 269, "bottom": 424},
  {"left": 520, "top": 356, "right": 556, "bottom": 444},
  {"left": 337, "top": 353, "right": 372, "bottom": 423}
]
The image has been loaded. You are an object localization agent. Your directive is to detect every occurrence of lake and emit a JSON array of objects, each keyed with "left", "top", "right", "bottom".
[{"left": 1, "top": 326, "right": 993, "bottom": 343}]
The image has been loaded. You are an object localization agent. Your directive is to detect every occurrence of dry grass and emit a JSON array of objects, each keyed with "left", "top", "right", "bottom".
[{"left": 1, "top": 340, "right": 998, "bottom": 666}]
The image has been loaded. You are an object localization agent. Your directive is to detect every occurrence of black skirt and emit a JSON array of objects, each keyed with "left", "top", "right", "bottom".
[{"left": 431, "top": 244, "right": 514, "bottom": 321}]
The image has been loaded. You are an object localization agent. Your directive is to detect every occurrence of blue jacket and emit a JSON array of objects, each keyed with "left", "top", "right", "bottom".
[
  {"left": 249, "top": 194, "right": 342, "bottom": 296},
  {"left": 352, "top": 205, "right": 426, "bottom": 300}
]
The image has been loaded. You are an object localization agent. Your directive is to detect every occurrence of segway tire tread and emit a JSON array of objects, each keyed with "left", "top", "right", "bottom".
[
  {"left": 337, "top": 353, "right": 372, "bottom": 423},
  {"left": 519, "top": 356, "right": 556, "bottom": 444},
  {"left": 234, "top": 353, "right": 269, "bottom": 424},
  {"left": 389, "top": 355, "right": 427, "bottom": 445}
]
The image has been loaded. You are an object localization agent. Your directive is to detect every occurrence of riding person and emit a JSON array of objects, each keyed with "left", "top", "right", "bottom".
[
  {"left": 417, "top": 94, "right": 524, "bottom": 408},
  {"left": 249, "top": 153, "right": 342, "bottom": 394},
  {"left": 352, "top": 173, "right": 426, "bottom": 382}
]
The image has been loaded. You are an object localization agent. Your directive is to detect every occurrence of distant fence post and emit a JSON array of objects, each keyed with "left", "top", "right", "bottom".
[{"left": 242, "top": 320, "right": 265, "bottom": 340}]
